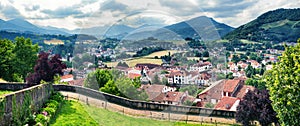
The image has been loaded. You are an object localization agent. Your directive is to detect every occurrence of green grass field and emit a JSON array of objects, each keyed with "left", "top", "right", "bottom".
[
  {"left": 105, "top": 50, "right": 184, "bottom": 67},
  {"left": 51, "top": 100, "right": 222, "bottom": 126},
  {"left": 0, "top": 90, "right": 13, "bottom": 96}
]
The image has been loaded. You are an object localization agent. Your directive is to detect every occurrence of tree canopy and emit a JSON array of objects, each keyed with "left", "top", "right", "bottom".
[
  {"left": 264, "top": 39, "right": 300, "bottom": 126},
  {"left": 0, "top": 37, "right": 38, "bottom": 82},
  {"left": 236, "top": 89, "right": 278, "bottom": 126},
  {"left": 26, "top": 52, "right": 66, "bottom": 85}
]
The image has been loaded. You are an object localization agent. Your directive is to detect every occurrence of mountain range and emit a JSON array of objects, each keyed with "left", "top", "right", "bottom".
[
  {"left": 223, "top": 8, "right": 300, "bottom": 43},
  {"left": 0, "top": 16, "right": 234, "bottom": 40},
  {"left": 1, "top": 8, "right": 300, "bottom": 43}
]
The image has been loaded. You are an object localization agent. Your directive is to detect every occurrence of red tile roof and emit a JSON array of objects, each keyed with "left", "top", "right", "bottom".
[
  {"left": 128, "top": 73, "right": 141, "bottom": 79},
  {"left": 61, "top": 74, "right": 73, "bottom": 80},
  {"left": 140, "top": 84, "right": 165, "bottom": 100},
  {"left": 223, "top": 80, "right": 240, "bottom": 93},
  {"left": 214, "top": 97, "right": 239, "bottom": 110}
]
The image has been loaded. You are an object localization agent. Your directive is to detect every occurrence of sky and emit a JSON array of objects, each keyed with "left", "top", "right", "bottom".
[{"left": 0, "top": 0, "right": 299, "bottom": 30}]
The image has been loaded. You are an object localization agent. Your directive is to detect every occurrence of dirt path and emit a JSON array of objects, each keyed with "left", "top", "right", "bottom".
[{"left": 60, "top": 91, "right": 237, "bottom": 125}]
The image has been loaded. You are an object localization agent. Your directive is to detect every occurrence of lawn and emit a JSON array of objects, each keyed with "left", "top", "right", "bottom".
[
  {"left": 0, "top": 90, "right": 13, "bottom": 96},
  {"left": 52, "top": 100, "right": 220, "bottom": 126},
  {"left": 50, "top": 101, "right": 98, "bottom": 126},
  {"left": 105, "top": 58, "right": 162, "bottom": 67},
  {"left": 105, "top": 50, "right": 184, "bottom": 67}
]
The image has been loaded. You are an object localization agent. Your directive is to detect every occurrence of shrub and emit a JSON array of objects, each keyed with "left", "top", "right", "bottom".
[
  {"left": 43, "top": 107, "right": 55, "bottom": 116},
  {"left": 35, "top": 114, "right": 49, "bottom": 126}
]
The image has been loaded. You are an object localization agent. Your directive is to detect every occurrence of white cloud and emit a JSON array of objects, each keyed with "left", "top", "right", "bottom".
[{"left": 0, "top": 0, "right": 299, "bottom": 29}]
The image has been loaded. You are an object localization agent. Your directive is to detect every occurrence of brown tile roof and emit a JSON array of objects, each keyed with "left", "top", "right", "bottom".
[
  {"left": 214, "top": 97, "right": 239, "bottom": 110},
  {"left": 152, "top": 92, "right": 185, "bottom": 102},
  {"left": 223, "top": 80, "right": 240, "bottom": 93},
  {"left": 234, "top": 85, "right": 255, "bottom": 99},
  {"left": 140, "top": 84, "right": 165, "bottom": 100},
  {"left": 68, "top": 78, "right": 84, "bottom": 86},
  {"left": 198, "top": 80, "right": 225, "bottom": 101}
]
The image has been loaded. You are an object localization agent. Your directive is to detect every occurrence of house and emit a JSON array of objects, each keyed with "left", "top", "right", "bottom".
[
  {"left": 189, "top": 61, "right": 212, "bottom": 72},
  {"left": 246, "top": 60, "right": 261, "bottom": 69},
  {"left": 167, "top": 70, "right": 186, "bottom": 84},
  {"left": 237, "top": 61, "right": 248, "bottom": 70},
  {"left": 214, "top": 97, "right": 240, "bottom": 111},
  {"left": 151, "top": 91, "right": 188, "bottom": 105},
  {"left": 197, "top": 80, "right": 225, "bottom": 105},
  {"left": 60, "top": 74, "right": 74, "bottom": 82},
  {"left": 222, "top": 79, "right": 243, "bottom": 97},
  {"left": 194, "top": 72, "right": 211, "bottom": 86},
  {"left": 140, "top": 84, "right": 176, "bottom": 101}
]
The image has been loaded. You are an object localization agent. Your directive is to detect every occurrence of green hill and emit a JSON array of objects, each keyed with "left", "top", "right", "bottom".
[{"left": 223, "top": 8, "right": 300, "bottom": 43}]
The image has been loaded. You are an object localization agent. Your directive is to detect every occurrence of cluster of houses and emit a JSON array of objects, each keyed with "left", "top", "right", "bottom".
[{"left": 197, "top": 77, "right": 255, "bottom": 111}]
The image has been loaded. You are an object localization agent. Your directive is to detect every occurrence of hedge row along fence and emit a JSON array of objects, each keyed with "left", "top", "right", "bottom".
[{"left": 0, "top": 83, "right": 52, "bottom": 125}]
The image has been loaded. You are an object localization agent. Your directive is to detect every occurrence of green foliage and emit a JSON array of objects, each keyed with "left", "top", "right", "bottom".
[
  {"left": 231, "top": 55, "right": 240, "bottom": 64},
  {"left": 116, "top": 61, "right": 129, "bottom": 68},
  {"left": 133, "top": 47, "right": 164, "bottom": 57},
  {"left": 0, "top": 37, "right": 38, "bottom": 82},
  {"left": 224, "top": 8, "right": 300, "bottom": 42},
  {"left": 115, "top": 77, "right": 148, "bottom": 101},
  {"left": 245, "top": 78, "right": 266, "bottom": 90},
  {"left": 100, "top": 79, "right": 122, "bottom": 96},
  {"left": 152, "top": 74, "right": 161, "bottom": 84},
  {"left": 179, "top": 85, "right": 199, "bottom": 96},
  {"left": 84, "top": 71, "right": 99, "bottom": 90},
  {"left": 264, "top": 39, "right": 300, "bottom": 126},
  {"left": 226, "top": 72, "right": 234, "bottom": 79},
  {"left": 35, "top": 114, "right": 49, "bottom": 126},
  {"left": 205, "top": 103, "right": 214, "bottom": 108}
]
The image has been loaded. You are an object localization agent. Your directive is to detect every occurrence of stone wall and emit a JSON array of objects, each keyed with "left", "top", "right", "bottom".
[
  {"left": 0, "top": 84, "right": 52, "bottom": 125},
  {"left": 53, "top": 85, "right": 236, "bottom": 118}
]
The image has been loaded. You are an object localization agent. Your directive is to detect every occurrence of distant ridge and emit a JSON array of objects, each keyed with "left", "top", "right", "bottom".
[{"left": 223, "top": 8, "right": 300, "bottom": 43}]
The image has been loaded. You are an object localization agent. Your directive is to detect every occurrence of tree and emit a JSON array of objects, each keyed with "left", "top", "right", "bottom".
[
  {"left": 0, "top": 39, "right": 14, "bottom": 81},
  {"left": 236, "top": 89, "right": 278, "bottom": 126},
  {"left": 264, "top": 39, "right": 300, "bottom": 126},
  {"left": 226, "top": 72, "right": 234, "bottom": 79},
  {"left": 179, "top": 85, "right": 198, "bottom": 96},
  {"left": 84, "top": 71, "right": 99, "bottom": 90},
  {"left": 94, "top": 69, "right": 113, "bottom": 88},
  {"left": 202, "top": 50, "right": 209, "bottom": 57},
  {"left": 115, "top": 77, "right": 148, "bottom": 101},
  {"left": 152, "top": 74, "right": 161, "bottom": 84},
  {"left": 26, "top": 52, "right": 66, "bottom": 85},
  {"left": 100, "top": 79, "right": 122, "bottom": 96},
  {"left": 13, "top": 37, "right": 38, "bottom": 81},
  {"left": 231, "top": 54, "right": 240, "bottom": 64},
  {"left": 0, "top": 37, "right": 38, "bottom": 82}
]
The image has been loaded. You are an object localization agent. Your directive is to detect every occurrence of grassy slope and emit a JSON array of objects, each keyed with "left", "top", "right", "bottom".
[
  {"left": 52, "top": 100, "right": 218, "bottom": 126},
  {"left": 50, "top": 101, "right": 98, "bottom": 126},
  {"left": 0, "top": 90, "right": 13, "bottom": 96}
]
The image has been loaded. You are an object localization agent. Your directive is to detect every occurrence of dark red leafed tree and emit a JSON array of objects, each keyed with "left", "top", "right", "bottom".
[
  {"left": 26, "top": 52, "right": 66, "bottom": 85},
  {"left": 236, "top": 89, "right": 278, "bottom": 126}
]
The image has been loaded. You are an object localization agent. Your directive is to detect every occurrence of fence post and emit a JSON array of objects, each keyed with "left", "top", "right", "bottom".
[
  {"left": 215, "top": 120, "right": 217, "bottom": 126},
  {"left": 186, "top": 114, "right": 188, "bottom": 124},
  {"left": 86, "top": 97, "right": 89, "bottom": 105},
  {"left": 168, "top": 112, "right": 170, "bottom": 121},
  {"left": 162, "top": 114, "right": 164, "bottom": 120},
  {"left": 105, "top": 101, "right": 107, "bottom": 109}
]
